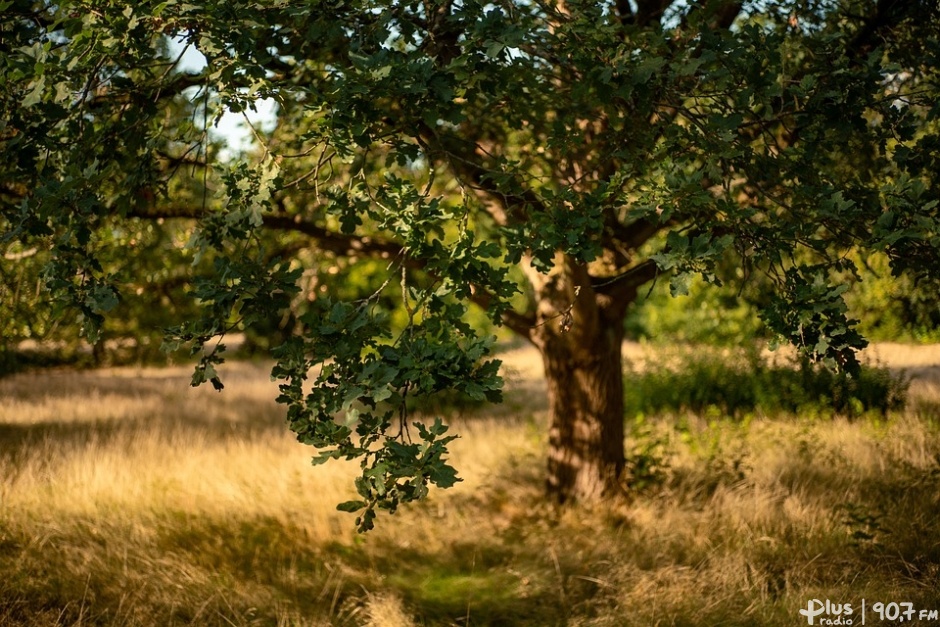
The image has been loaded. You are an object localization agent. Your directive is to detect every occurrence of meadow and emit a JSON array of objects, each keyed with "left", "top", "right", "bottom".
[{"left": 1, "top": 343, "right": 939, "bottom": 626}]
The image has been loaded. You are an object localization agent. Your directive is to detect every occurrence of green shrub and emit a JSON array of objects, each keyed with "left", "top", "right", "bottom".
[
  {"left": 624, "top": 347, "right": 909, "bottom": 418},
  {"left": 841, "top": 252, "right": 940, "bottom": 343},
  {"left": 624, "top": 272, "right": 767, "bottom": 346},
  {"left": 624, "top": 417, "right": 671, "bottom": 492}
]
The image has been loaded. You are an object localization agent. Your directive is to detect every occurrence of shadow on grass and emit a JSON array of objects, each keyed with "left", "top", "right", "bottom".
[
  {"left": 4, "top": 348, "right": 940, "bottom": 625},
  {"left": 4, "top": 434, "right": 940, "bottom": 626},
  {"left": 0, "top": 365, "right": 290, "bottom": 466},
  {"left": 0, "top": 400, "right": 288, "bottom": 464},
  {"left": 144, "top": 499, "right": 572, "bottom": 626}
]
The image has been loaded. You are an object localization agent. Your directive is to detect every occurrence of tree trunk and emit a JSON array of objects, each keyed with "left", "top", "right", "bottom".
[
  {"left": 526, "top": 255, "right": 632, "bottom": 503},
  {"left": 540, "top": 321, "right": 626, "bottom": 502}
]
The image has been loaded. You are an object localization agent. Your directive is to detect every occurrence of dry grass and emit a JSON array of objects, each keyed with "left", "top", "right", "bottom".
[{"left": 1, "top": 346, "right": 939, "bottom": 626}]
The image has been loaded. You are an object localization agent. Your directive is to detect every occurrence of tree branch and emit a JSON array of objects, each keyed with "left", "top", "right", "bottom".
[
  {"left": 262, "top": 213, "right": 404, "bottom": 258},
  {"left": 847, "top": 0, "right": 922, "bottom": 62},
  {"left": 635, "top": 0, "right": 676, "bottom": 26},
  {"left": 125, "top": 206, "right": 406, "bottom": 259},
  {"left": 467, "top": 285, "right": 536, "bottom": 342},
  {"left": 604, "top": 215, "right": 663, "bottom": 261},
  {"left": 592, "top": 258, "right": 660, "bottom": 301},
  {"left": 418, "top": 126, "right": 546, "bottom": 225}
]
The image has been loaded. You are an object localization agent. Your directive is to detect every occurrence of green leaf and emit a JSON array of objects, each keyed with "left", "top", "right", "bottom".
[
  {"left": 337, "top": 500, "right": 367, "bottom": 512},
  {"left": 669, "top": 272, "right": 693, "bottom": 296},
  {"left": 23, "top": 77, "right": 45, "bottom": 107},
  {"left": 87, "top": 284, "right": 119, "bottom": 314},
  {"left": 634, "top": 56, "right": 666, "bottom": 84},
  {"left": 429, "top": 463, "right": 461, "bottom": 488},
  {"left": 485, "top": 41, "right": 505, "bottom": 59}
]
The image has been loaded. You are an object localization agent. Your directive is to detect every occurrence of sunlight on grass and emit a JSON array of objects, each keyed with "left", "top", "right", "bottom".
[{"left": 1, "top": 346, "right": 939, "bottom": 625}]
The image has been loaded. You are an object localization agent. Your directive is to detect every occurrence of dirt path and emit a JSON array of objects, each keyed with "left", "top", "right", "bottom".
[{"left": 863, "top": 343, "right": 940, "bottom": 401}]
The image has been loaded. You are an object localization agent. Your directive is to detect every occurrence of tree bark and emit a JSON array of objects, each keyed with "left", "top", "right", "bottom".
[
  {"left": 540, "top": 320, "right": 626, "bottom": 502},
  {"left": 527, "top": 255, "right": 630, "bottom": 503}
]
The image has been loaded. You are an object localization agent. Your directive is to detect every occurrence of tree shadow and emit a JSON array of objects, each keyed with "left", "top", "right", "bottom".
[{"left": 0, "top": 400, "right": 290, "bottom": 468}]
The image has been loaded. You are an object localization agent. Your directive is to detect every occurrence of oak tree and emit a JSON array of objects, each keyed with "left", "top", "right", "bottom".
[{"left": 2, "top": 0, "right": 939, "bottom": 529}]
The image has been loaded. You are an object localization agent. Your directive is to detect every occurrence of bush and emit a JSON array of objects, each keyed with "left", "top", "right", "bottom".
[
  {"left": 624, "top": 347, "right": 909, "bottom": 418},
  {"left": 624, "top": 272, "right": 767, "bottom": 346}
]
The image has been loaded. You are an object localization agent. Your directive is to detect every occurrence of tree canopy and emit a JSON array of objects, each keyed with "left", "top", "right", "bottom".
[{"left": 2, "top": 0, "right": 939, "bottom": 530}]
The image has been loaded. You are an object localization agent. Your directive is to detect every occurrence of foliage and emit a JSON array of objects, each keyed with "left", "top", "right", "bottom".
[
  {"left": 626, "top": 251, "right": 940, "bottom": 346},
  {"left": 625, "top": 271, "right": 768, "bottom": 345},
  {"left": 843, "top": 252, "right": 940, "bottom": 343},
  {"left": 625, "top": 346, "right": 910, "bottom": 419},
  {"left": 0, "top": 218, "right": 212, "bottom": 372},
  {"left": 3, "top": 0, "right": 940, "bottom": 522},
  {"left": 624, "top": 416, "right": 671, "bottom": 492}
]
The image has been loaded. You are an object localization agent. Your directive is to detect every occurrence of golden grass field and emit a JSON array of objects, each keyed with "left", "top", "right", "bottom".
[{"left": 1, "top": 342, "right": 939, "bottom": 626}]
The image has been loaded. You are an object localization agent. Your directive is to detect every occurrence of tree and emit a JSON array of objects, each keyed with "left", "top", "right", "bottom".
[{"left": 2, "top": 0, "right": 939, "bottom": 530}]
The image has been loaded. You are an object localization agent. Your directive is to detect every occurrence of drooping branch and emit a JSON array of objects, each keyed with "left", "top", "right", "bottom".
[{"left": 129, "top": 202, "right": 540, "bottom": 341}]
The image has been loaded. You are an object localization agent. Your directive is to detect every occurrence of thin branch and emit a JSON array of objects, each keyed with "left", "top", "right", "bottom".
[
  {"left": 126, "top": 206, "right": 406, "bottom": 260},
  {"left": 466, "top": 284, "right": 537, "bottom": 342},
  {"left": 591, "top": 258, "right": 660, "bottom": 301}
]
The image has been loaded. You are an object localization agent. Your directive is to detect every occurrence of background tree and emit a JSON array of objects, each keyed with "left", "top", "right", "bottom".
[{"left": 2, "top": 0, "right": 939, "bottom": 529}]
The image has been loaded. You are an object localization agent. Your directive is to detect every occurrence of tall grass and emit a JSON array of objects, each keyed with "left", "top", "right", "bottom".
[
  {"left": 624, "top": 345, "right": 910, "bottom": 418},
  {"left": 1, "top": 346, "right": 939, "bottom": 626}
]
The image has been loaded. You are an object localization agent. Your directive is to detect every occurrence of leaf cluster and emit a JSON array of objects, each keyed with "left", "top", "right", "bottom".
[{"left": 271, "top": 293, "right": 501, "bottom": 532}]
